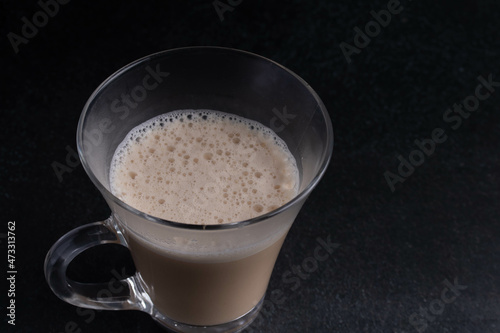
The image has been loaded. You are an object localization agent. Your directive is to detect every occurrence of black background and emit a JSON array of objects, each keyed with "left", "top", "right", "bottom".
[{"left": 2, "top": 0, "right": 500, "bottom": 332}]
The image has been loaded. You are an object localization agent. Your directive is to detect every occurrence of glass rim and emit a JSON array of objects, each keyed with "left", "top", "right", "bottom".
[{"left": 77, "top": 46, "right": 334, "bottom": 231}]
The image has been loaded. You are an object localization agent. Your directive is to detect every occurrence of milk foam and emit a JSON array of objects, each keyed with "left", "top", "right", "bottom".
[{"left": 110, "top": 110, "right": 299, "bottom": 225}]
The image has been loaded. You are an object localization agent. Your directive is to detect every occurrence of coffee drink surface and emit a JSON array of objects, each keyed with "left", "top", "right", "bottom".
[{"left": 110, "top": 109, "right": 298, "bottom": 225}]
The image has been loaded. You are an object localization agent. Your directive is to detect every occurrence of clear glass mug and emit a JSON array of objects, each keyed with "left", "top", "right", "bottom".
[{"left": 44, "top": 47, "right": 333, "bottom": 332}]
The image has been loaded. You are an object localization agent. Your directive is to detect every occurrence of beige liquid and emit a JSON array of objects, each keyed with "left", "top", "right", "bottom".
[
  {"left": 110, "top": 110, "right": 299, "bottom": 325},
  {"left": 127, "top": 232, "right": 287, "bottom": 325}
]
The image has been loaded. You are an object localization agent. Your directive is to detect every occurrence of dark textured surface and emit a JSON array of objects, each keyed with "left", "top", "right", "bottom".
[{"left": 2, "top": 0, "right": 500, "bottom": 332}]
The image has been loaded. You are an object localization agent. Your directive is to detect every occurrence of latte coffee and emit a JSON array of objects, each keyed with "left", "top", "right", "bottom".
[{"left": 109, "top": 110, "right": 299, "bottom": 325}]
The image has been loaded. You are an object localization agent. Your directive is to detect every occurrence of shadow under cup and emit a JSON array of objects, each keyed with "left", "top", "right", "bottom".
[{"left": 46, "top": 47, "right": 333, "bottom": 332}]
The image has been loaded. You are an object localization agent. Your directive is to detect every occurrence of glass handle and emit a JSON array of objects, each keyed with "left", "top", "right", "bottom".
[{"left": 44, "top": 218, "right": 152, "bottom": 312}]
